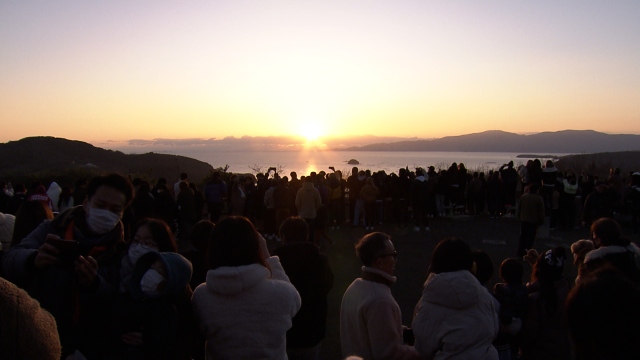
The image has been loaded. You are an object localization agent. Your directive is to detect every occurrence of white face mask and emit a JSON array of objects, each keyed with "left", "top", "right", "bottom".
[
  {"left": 86, "top": 207, "right": 121, "bottom": 234},
  {"left": 140, "top": 268, "right": 165, "bottom": 297},
  {"left": 128, "top": 243, "right": 158, "bottom": 264}
]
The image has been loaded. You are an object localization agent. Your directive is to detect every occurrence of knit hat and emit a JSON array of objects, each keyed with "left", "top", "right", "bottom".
[{"left": 0, "top": 212, "right": 16, "bottom": 251}]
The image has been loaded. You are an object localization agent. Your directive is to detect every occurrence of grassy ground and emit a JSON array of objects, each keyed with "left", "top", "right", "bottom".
[{"left": 264, "top": 213, "right": 625, "bottom": 360}]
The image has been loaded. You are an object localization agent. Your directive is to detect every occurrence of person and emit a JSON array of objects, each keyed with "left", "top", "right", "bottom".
[
  {"left": 6, "top": 182, "right": 27, "bottom": 215},
  {"left": 411, "top": 169, "right": 430, "bottom": 231},
  {"left": 519, "top": 247, "right": 571, "bottom": 360},
  {"left": 360, "top": 177, "right": 380, "bottom": 231},
  {"left": 582, "top": 217, "right": 640, "bottom": 283},
  {"left": 570, "top": 239, "right": 595, "bottom": 285},
  {"left": 0, "top": 277, "right": 62, "bottom": 359},
  {"left": 565, "top": 268, "right": 640, "bottom": 360},
  {"left": 340, "top": 232, "right": 419, "bottom": 359},
  {"left": 27, "top": 184, "right": 54, "bottom": 210},
  {"left": 296, "top": 177, "right": 322, "bottom": 245},
  {"left": 57, "top": 185, "right": 75, "bottom": 214},
  {"left": 117, "top": 218, "right": 178, "bottom": 293},
  {"left": 0, "top": 212, "right": 16, "bottom": 252},
  {"left": 516, "top": 183, "right": 545, "bottom": 257},
  {"left": 191, "top": 216, "right": 301, "bottom": 359},
  {"left": 412, "top": 237, "right": 499, "bottom": 360},
  {"left": 173, "top": 172, "right": 188, "bottom": 200},
  {"left": 10, "top": 200, "right": 54, "bottom": 248},
  {"left": 581, "top": 181, "right": 616, "bottom": 227},
  {"left": 228, "top": 175, "right": 246, "bottom": 216},
  {"left": 131, "top": 180, "right": 155, "bottom": 224},
  {"left": 274, "top": 217, "right": 334, "bottom": 360},
  {"left": 2, "top": 173, "right": 134, "bottom": 358},
  {"left": 106, "top": 251, "right": 196, "bottom": 360},
  {"left": 180, "top": 219, "right": 215, "bottom": 291},
  {"left": 499, "top": 161, "right": 518, "bottom": 211},
  {"left": 204, "top": 172, "right": 228, "bottom": 223},
  {"left": 492, "top": 258, "right": 529, "bottom": 360},
  {"left": 541, "top": 160, "right": 558, "bottom": 213},
  {"left": 176, "top": 181, "right": 197, "bottom": 239}
]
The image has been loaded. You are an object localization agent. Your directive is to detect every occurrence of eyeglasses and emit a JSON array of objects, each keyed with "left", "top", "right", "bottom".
[
  {"left": 133, "top": 237, "right": 157, "bottom": 249},
  {"left": 377, "top": 251, "right": 398, "bottom": 260}
]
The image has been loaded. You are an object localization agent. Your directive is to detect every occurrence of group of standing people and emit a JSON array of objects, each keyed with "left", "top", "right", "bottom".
[{"left": 341, "top": 216, "right": 640, "bottom": 360}]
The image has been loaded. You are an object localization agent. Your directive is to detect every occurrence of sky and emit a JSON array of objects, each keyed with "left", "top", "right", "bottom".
[{"left": 2, "top": 1, "right": 640, "bottom": 146}]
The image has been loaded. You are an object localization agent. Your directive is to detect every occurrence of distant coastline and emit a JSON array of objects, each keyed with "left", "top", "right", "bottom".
[{"left": 516, "top": 154, "right": 562, "bottom": 159}]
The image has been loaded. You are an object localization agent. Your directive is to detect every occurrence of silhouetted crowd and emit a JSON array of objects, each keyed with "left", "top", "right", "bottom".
[{"left": 0, "top": 161, "right": 639, "bottom": 359}]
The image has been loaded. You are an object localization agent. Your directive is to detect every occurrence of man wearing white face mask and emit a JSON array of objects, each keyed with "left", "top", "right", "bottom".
[{"left": 3, "top": 173, "right": 134, "bottom": 359}]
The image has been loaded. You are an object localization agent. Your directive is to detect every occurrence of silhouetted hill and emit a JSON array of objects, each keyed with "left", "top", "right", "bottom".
[
  {"left": 555, "top": 151, "right": 640, "bottom": 178},
  {"left": 0, "top": 137, "right": 214, "bottom": 183},
  {"left": 338, "top": 130, "right": 640, "bottom": 153}
]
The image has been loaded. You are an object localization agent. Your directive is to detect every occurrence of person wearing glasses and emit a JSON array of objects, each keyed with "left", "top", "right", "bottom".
[{"left": 340, "top": 232, "right": 419, "bottom": 359}]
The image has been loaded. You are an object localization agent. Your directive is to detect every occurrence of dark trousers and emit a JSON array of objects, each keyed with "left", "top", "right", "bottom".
[{"left": 517, "top": 221, "right": 538, "bottom": 257}]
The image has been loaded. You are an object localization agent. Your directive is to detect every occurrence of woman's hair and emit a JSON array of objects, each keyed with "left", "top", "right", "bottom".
[
  {"left": 207, "top": 216, "right": 267, "bottom": 270},
  {"left": 279, "top": 216, "right": 309, "bottom": 243},
  {"left": 58, "top": 186, "right": 73, "bottom": 209},
  {"left": 11, "top": 200, "right": 54, "bottom": 246},
  {"left": 532, "top": 246, "right": 567, "bottom": 316},
  {"left": 471, "top": 250, "right": 494, "bottom": 285},
  {"left": 591, "top": 218, "right": 627, "bottom": 247},
  {"left": 187, "top": 220, "right": 215, "bottom": 253},
  {"left": 428, "top": 237, "right": 473, "bottom": 274},
  {"left": 132, "top": 218, "right": 177, "bottom": 252}
]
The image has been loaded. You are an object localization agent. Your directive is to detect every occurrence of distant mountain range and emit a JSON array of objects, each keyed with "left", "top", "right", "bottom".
[
  {"left": 0, "top": 137, "right": 214, "bottom": 183},
  {"left": 337, "top": 130, "right": 640, "bottom": 153}
]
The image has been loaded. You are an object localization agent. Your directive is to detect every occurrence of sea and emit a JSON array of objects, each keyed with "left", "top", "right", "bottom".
[{"left": 158, "top": 150, "right": 564, "bottom": 176}]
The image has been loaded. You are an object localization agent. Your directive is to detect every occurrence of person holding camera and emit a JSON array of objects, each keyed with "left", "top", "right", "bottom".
[{"left": 3, "top": 173, "right": 134, "bottom": 359}]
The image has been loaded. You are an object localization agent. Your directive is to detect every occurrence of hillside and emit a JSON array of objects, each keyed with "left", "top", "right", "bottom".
[
  {"left": 555, "top": 151, "right": 640, "bottom": 178},
  {"left": 0, "top": 137, "right": 214, "bottom": 184},
  {"left": 339, "top": 130, "right": 640, "bottom": 153}
]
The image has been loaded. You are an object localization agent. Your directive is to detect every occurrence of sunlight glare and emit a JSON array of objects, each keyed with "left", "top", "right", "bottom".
[{"left": 298, "top": 121, "right": 324, "bottom": 142}]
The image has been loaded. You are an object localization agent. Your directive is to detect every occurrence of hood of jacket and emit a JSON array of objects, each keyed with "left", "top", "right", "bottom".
[
  {"left": 423, "top": 270, "right": 482, "bottom": 310},
  {"left": 129, "top": 251, "right": 193, "bottom": 300},
  {"left": 584, "top": 243, "right": 640, "bottom": 263},
  {"left": 205, "top": 263, "right": 271, "bottom": 296}
]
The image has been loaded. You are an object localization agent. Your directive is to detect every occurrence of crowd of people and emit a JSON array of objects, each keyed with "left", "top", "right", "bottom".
[{"left": 0, "top": 161, "right": 639, "bottom": 359}]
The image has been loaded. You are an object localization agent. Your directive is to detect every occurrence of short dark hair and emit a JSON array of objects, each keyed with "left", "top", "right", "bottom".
[
  {"left": 429, "top": 237, "right": 472, "bottom": 274},
  {"left": 591, "top": 218, "right": 626, "bottom": 247},
  {"left": 207, "top": 216, "right": 268, "bottom": 270},
  {"left": 500, "top": 258, "right": 524, "bottom": 284},
  {"left": 87, "top": 173, "right": 134, "bottom": 207},
  {"left": 187, "top": 220, "right": 215, "bottom": 253},
  {"left": 180, "top": 172, "right": 188, "bottom": 180},
  {"left": 471, "top": 250, "right": 494, "bottom": 285},
  {"left": 279, "top": 216, "right": 308, "bottom": 243},
  {"left": 132, "top": 218, "right": 177, "bottom": 252},
  {"left": 355, "top": 232, "right": 390, "bottom": 267}
]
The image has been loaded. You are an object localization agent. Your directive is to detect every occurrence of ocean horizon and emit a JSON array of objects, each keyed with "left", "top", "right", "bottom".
[{"left": 146, "top": 150, "right": 565, "bottom": 176}]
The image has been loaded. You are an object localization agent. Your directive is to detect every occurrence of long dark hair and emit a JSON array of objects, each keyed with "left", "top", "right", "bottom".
[
  {"left": 207, "top": 216, "right": 268, "bottom": 270},
  {"left": 428, "top": 237, "right": 472, "bottom": 275},
  {"left": 132, "top": 218, "right": 177, "bottom": 252}
]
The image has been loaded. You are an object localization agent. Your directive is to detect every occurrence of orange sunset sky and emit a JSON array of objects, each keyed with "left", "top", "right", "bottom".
[{"left": 1, "top": 1, "right": 639, "bottom": 145}]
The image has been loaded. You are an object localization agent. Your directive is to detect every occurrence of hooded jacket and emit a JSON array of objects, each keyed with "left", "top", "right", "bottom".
[
  {"left": 295, "top": 182, "right": 322, "bottom": 219},
  {"left": 192, "top": 256, "right": 301, "bottom": 360},
  {"left": 412, "top": 270, "right": 499, "bottom": 360},
  {"left": 584, "top": 243, "right": 640, "bottom": 284},
  {"left": 106, "top": 251, "right": 196, "bottom": 360}
]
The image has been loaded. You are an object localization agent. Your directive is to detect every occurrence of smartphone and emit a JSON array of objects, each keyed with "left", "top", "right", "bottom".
[{"left": 47, "top": 238, "right": 80, "bottom": 265}]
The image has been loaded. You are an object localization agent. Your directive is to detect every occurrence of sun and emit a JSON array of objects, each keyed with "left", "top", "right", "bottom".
[{"left": 298, "top": 122, "right": 324, "bottom": 142}]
